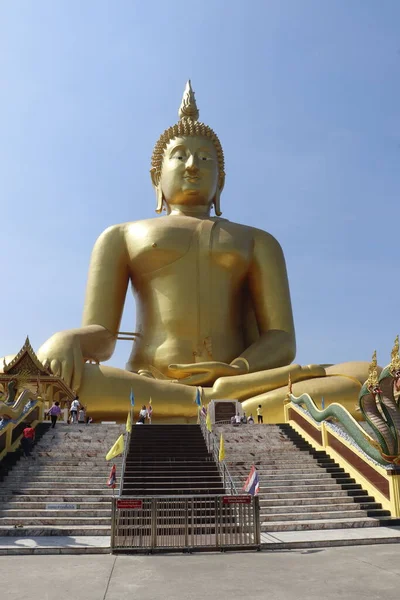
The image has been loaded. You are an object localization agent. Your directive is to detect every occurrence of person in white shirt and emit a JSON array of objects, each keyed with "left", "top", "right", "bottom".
[{"left": 70, "top": 397, "right": 80, "bottom": 424}]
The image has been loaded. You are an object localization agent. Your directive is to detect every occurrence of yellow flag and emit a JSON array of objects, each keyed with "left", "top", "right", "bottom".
[
  {"left": 206, "top": 409, "right": 212, "bottom": 433},
  {"left": 105, "top": 434, "right": 124, "bottom": 461},
  {"left": 219, "top": 433, "right": 225, "bottom": 462},
  {"left": 126, "top": 411, "right": 132, "bottom": 433}
]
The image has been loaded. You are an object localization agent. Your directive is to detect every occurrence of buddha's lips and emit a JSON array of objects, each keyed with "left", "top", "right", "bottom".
[{"left": 184, "top": 176, "right": 201, "bottom": 182}]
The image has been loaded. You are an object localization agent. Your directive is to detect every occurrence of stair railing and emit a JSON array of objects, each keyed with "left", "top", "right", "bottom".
[{"left": 199, "top": 411, "right": 238, "bottom": 495}]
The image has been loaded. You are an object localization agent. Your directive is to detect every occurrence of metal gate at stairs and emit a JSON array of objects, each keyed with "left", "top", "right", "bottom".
[{"left": 111, "top": 494, "right": 260, "bottom": 553}]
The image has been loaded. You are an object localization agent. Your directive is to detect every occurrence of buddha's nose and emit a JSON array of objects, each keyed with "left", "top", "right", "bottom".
[{"left": 185, "top": 154, "right": 199, "bottom": 171}]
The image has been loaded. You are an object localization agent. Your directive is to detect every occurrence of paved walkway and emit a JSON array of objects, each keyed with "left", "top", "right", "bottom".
[
  {"left": 1, "top": 526, "right": 400, "bottom": 554},
  {"left": 2, "top": 545, "right": 400, "bottom": 600}
]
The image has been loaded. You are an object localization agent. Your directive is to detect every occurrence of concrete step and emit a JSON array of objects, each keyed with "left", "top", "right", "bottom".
[
  {"left": 260, "top": 509, "right": 373, "bottom": 522},
  {"left": 0, "top": 488, "right": 115, "bottom": 496},
  {"left": 259, "top": 477, "right": 355, "bottom": 488},
  {"left": 231, "top": 467, "right": 341, "bottom": 476},
  {"left": 0, "top": 517, "right": 110, "bottom": 526},
  {"left": 233, "top": 472, "right": 344, "bottom": 482},
  {"left": 260, "top": 503, "right": 375, "bottom": 515},
  {"left": 0, "top": 509, "right": 111, "bottom": 517},
  {"left": 1, "top": 482, "right": 110, "bottom": 489},
  {"left": 0, "top": 495, "right": 113, "bottom": 504},
  {"left": 0, "top": 525, "right": 111, "bottom": 537},
  {"left": 261, "top": 517, "right": 383, "bottom": 532},
  {"left": 258, "top": 496, "right": 374, "bottom": 508},
  {"left": 258, "top": 489, "right": 366, "bottom": 500},
  {"left": 0, "top": 502, "right": 112, "bottom": 510}
]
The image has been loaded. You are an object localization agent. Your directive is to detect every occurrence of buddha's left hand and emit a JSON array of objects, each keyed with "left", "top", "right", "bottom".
[{"left": 168, "top": 360, "right": 248, "bottom": 386}]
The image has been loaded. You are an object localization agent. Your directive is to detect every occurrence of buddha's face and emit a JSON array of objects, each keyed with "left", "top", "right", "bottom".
[{"left": 159, "top": 136, "right": 219, "bottom": 208}]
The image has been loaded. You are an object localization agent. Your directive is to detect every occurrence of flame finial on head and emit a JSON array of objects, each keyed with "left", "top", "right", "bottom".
[
  {"left": 367, "top": 350, "right": 379, "bottom": 390},
  {"left": 178, "top": 80, "right": 199, "bottom": 121},
  {"left": 390, "top": 335, "right": 400, "bottom": 374}
]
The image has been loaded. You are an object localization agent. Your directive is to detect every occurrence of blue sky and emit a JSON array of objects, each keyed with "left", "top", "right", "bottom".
[{"left": 1, "top": 0, "right": 399, "bottom": 370}]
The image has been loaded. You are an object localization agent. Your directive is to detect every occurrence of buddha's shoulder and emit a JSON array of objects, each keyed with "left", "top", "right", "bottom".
[
  {"left": 95, "top": 219, "right": 160, "bottom": 240},
  {"left": 223, "top": 220, "right": 283, "bottom": 250}
]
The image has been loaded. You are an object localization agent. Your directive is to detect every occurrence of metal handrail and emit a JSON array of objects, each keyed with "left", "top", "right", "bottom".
[{"left": 199, "top": 411, "right": 238, "bottom": 495}]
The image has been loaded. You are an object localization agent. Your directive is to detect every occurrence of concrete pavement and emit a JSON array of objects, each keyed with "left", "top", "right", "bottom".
[{"left": 2, "top": 544, "right": 400, "bottom": 600}]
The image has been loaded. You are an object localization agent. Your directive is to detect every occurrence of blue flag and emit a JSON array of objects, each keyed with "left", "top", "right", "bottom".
[
  {"left": 321, "top": 397, "right": 325, "bottom": 410},
  {"left": 130, "top": 388, "right": 135, "bottom": 407},
  {"left": 195, "top": 388, "right": 201, "bottom": 407}
]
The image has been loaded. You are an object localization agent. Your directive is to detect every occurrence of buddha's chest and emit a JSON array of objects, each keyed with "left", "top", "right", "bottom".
[{"left": 126, "top": 218, "right": 253, "bottom": 278}]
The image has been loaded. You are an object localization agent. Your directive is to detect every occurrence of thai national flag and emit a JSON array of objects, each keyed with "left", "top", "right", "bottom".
[
  {"left": 242, "top": 465, "right": 260, "bottom": 496},
  {"left": 107, "top": 464, "right": 117, "bottom": 489}
]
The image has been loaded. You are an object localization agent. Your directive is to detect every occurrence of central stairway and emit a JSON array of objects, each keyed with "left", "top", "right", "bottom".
[
  {"left": 122, "top": 425, "right": 224, "bottom": 495},
  {"left": 215, "top": 423, "right": 400, "bottom": 533}
]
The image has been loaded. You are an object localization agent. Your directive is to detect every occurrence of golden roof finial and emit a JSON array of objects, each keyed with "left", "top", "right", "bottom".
[
  {"left": 367, "top": 350, "right": 379, "bottom": 389},
  {"left": 178, "top": 80, "right": 199, "bottom": 121},
  {"left": 390, "top": 335, "right": 400, "bottom": 373}
]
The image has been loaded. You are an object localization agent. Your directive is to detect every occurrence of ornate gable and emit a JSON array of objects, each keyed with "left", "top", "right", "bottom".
[{"left": 3, "top": 337, "right": 51, "bottom": 377}]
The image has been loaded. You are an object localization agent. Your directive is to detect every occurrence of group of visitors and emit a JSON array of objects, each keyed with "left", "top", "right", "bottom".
[
  {"left": 231, "top": 405, "right": 264, "bottom": 426},
  {"left": 45, "top": 395, "right": 92, "bottom": 428}
]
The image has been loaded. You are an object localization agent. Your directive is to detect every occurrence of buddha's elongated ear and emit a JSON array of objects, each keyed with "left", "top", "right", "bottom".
[
  {"left": 150, "top": 167, "right": 164, "bottom": 214},
  {"left": 213, "top": 172, "right": 225, "bottom": 216}
]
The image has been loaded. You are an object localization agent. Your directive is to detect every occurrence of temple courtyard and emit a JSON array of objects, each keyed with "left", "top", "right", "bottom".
[{"left": 3, "top": 544, "right": 400, "bottom": 600}]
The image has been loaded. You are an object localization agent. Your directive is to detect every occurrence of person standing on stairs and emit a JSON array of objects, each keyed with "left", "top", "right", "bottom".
[
  {"left": 70, "top": 396, "right": 80, "bottom": 423},
  {"left": 47, "top": 401, "right": 62, "bottom": 428},
  {"left": 21, "top": 422, "right": 35, "bottom": 457},
  {"left": 257, "top": 405, "right": 263, "bottom": 424}
]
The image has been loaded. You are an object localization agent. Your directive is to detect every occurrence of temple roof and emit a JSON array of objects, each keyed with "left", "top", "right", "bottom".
[{"left": 3, "top": 336, "right": 51, "bottom": 376}]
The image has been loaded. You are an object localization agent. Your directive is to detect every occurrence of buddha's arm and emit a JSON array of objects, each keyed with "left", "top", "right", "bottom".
[
  {"left": 37, "top": 225, "right": 129, "bottom": 389},
  {"left": 231, "top": 229, "right": 296, "bottom": 372},
  {"left": 80, "top": 224, "right": 130, "bottom": 361}
]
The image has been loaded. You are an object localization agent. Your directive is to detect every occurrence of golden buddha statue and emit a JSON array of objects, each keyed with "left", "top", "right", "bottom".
[{"left": 11, "top": 82, "right": 370, "bottom": 422}]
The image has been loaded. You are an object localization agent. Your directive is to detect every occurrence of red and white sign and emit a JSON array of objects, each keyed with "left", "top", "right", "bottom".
[
  {"left": 117, "top": 499, "right": 143, "bottom": 510},
  {"left": 222, "top": 495, "right": 251, "bottom": 505}
]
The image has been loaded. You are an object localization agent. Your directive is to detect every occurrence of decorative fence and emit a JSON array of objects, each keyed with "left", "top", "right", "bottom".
[{"left": 111, "top": 494, "right": 260, "bottom": 552}]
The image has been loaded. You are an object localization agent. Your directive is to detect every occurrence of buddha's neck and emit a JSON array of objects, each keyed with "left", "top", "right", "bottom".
[{"left": 169, "top": 204, "right": 212, "bottom": 218}]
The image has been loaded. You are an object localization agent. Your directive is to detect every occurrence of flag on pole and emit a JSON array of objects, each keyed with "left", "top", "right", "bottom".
[
  {"left": 195, "top": 388, "right": 201, "bottom": 407},
  {"left": 130, "top": 388, "right": 135, "bottom": 407},
  {"left": 107, "top": 464, "right": 117, "bottom": 488},
  {"left": 219, "top": 433, "right": 225, "bottom": 462},
  {"left": 242, "top": 465, "right": 260, "bottom": 496},
  {"left": 321, "top": 397, "right": 325, "bottom": 410},
  {"left": 126, "top": 411, "right": 132, "bottom": 433},
  {"left": 206, "top": 409, "right": 212, "bottom": 432},
  {"left": 105, "top": 434, "right": 124, "bottom": 461}
]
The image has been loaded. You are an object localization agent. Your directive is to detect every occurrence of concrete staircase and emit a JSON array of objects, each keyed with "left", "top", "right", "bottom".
[
  {"left": 215, "top": 423, "right": 400, "bottom": 533},
  {"left": 122, "top": 424, "right": 224, "bottom": 495},
  {"left": 0, "top": 423, "right": 124, "bottom": 536}
]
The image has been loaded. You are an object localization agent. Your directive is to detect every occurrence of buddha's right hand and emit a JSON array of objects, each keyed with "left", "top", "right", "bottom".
[{"left": 37, "top": 331, "right": 84, "bottom": 391}]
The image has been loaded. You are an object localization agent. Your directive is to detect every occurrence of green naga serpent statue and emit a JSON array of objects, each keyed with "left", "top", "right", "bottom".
[{"left": 289, "top": 337, "right": 400, "bottom": 466}]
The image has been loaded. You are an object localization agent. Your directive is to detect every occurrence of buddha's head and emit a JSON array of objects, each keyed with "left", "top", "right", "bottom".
[{"left": 151, "top": 81, "right": 225, "bottom": 215}]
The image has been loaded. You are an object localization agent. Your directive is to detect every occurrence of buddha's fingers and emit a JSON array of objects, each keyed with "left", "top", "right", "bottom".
[{"left": 177, "top": 373, "right": 214, "bottom": 386}]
